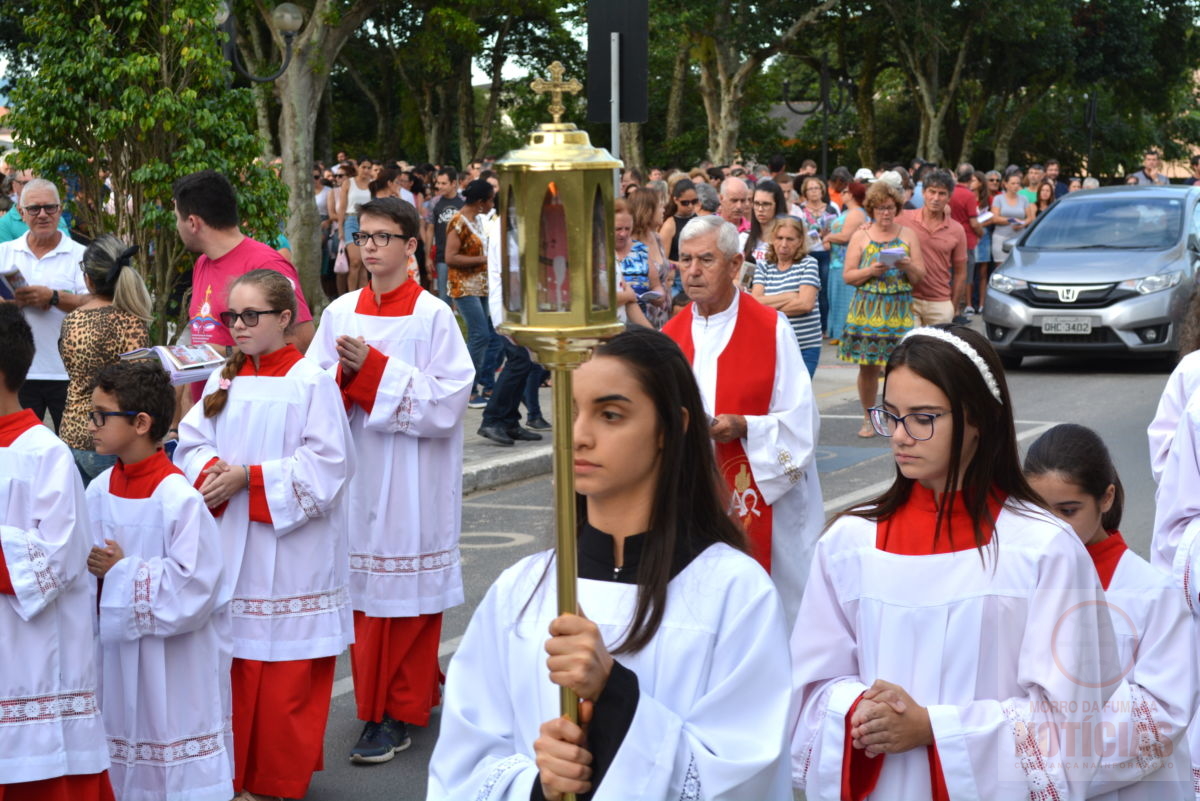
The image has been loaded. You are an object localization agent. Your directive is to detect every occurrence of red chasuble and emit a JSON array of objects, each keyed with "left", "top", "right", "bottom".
[
  {"left": 663, "top": 293, "right": 777, "bottom": 571},
  {"left": 336, "top": 279, "right": 425, "bottom": 415}
]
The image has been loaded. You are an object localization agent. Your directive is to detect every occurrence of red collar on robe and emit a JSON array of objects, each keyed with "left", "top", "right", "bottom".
[
  {"left": 237, "top": 344, "right": 305, "bottom": 377},
  {"left": 355, "top": 278, "right": 423, "bottom": 317},
  {"left": 1085, "top": 531, "right": 1128, "bottom": 591},
  {"left": 876, "top": 481, "right": 1006, "bottom": 554},
  {"left": 663, "top": 292, "right": 778, "bottom": 571},
  {"left": 0, "top": 408, "right": 42, "bottom": 447},
  {"left": 108, "top": 450, "right": 183, "bottom": 500}
]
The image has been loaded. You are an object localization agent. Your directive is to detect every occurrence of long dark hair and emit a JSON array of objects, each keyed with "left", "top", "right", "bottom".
[
  {"left": 664, "top": 178, "right": 696, "bottom": 219},
  {"left": 744, "top": 179, "right": 787, "bottom": 260},
  {"left": 1024, "top": 424, "right": 1124, "bottom": 532},
  {"left": 837, "top": 325, "right": 1044, "bottom": 554},
  {"left": 1180, "top": 289, "right": 1200, "bottom": 357},
  {"left": 524, "top": 329, "right": 748, "bottom": 655}
]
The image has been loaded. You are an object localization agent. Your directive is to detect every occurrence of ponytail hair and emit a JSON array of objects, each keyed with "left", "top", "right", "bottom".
[
  {"left": 1024, "top": 423, "right": 1125, "bottom": 531},
  {"left": 202, "top": 268, "right": 298, "bottom": 418},
  {"left": 81, "top": 235, "right": 152, "bottom": 322}
]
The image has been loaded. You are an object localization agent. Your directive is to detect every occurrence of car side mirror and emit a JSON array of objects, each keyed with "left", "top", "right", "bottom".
[{"left": 1002, "top": 239, "right": 1015, "bottom": 253}]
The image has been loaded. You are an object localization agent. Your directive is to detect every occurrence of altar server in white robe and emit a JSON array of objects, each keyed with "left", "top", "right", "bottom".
[
  {"left": 85, "top": 361, "right": 233, "bottom": 801},
  {"left": 792, "top": 326, "right": 1118, "bottom": 801},
  {"left": 309, "top": 197, "right": 473, "bottom": 764},
  {"left": 428, "top": 328, "right": 793, "bottom": 800},
  {"left": 0, "top": 305, "right": 114, "bottom": 800},
  {"left": 1154, "top": 389, "right": 1200, "bottom": 801},
  {"left": 1026, "top": 423, "right": 1194, "bottom": 801},
  {"left": 661, "top": 213, "right": 822, "bottom": 624},
  {"left": 1148, "top": 347, "right": 1200, "bottom": 484},
  {"left": 176, "top": 269, "right": 354, "bottom": 801}
]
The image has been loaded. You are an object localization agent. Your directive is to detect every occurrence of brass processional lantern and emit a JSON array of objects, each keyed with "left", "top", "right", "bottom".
[{"left": 496, "top": 62, "right": 623, "bottom": 755}]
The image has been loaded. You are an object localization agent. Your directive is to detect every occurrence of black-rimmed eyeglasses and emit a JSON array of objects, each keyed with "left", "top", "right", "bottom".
[
  {"left": 219, "top": 309, "right": 285, "bottom": 327},
  {"left": 87, "top": 410, "right": 139, "bottom": 427},
  {"left": 351, "top": 232, "right": 409, "bottom": 248},
  {"left": 23, "top": 203, "right": 61, "bottom": 216},
  {"left": 868, "top": 407, "right": 949, "bottom": 441}
]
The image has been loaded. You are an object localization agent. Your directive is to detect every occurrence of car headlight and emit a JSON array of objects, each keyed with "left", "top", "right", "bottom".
[
  {"left": 1118, "top": 271, "right": 1183, "bottom": 295},
  {"left": 989, "top": 273, "right": 1028, "bottom": 294}
]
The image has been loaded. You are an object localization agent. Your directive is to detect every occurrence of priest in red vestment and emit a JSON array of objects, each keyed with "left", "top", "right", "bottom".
[{"left": 662, "top": 214, "right": 824, "bottom": 623}]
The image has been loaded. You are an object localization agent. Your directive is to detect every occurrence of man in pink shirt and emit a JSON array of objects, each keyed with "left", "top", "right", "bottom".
[
  {"left": 173, "top": 170, "right": 313, "bottom": 354},
  {"left": 897, "top": 170, "right": 967, "bottom": 327}
]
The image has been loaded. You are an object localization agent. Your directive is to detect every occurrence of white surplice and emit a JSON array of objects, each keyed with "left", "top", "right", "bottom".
[
  {"left": 791, "top": 503, "right": 1119, "bottom": 801},
  {"left": 428, "top": 545, "right": 794, "bottom": 800},
  {"left": 0, "top": 419, "right": 109, "bottom": 783},
  {"left": 1152, "top": 392, "right": 1200, "bottom": 801},
  {"left": 1087, "top": 545, "right": 1195, "bottom": 801},
  {"left": 175, "top": 356, "right": 355, "bottom": 661},
  {"left": 1148, "top": 350, "right": 1200, "bottom": 483},
  {"left": 86, "top": 463, "right": 234, "bottom": 801},
  {"left": 308, "top": 286, "right": 473, "bottom": 617},
  {"left": 686, "top": 291, "right": 824, "bottom": 624}
]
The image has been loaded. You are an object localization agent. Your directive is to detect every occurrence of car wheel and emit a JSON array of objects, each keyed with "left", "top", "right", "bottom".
[{"left": 1000, "top": 354, "right": 1022, "bottom": 370}]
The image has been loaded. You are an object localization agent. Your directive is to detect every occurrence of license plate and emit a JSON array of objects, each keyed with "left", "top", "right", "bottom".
[{"left": 1040, "top": 317, "right": 1092, "bottom": 335}]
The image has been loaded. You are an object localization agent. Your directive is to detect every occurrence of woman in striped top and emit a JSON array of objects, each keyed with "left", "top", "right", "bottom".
[{"left": 752, "top": 216, "right": 823, "bottom": 377}]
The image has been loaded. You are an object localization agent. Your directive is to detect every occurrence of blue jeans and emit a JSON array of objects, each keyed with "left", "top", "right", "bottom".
[
  {"left": 436, "top": 263, "right": 450, "bottom": 303},
  {"left": 71, "top": 447, "right": 117, "bottom": 487},
  {"left": 524, "top": 364, "right": 548, "bottom": 419},
  {"left": 801, "top": 346, "right": 820, "bottom": 378},
  {"left": 455, "top": 295, "right": 492, "bottom": 392},
  {"left": 481, "top": 332, "right": 505, "bottom": 394},
  {"left": 482, "top": 339, "right": 533, "bottom": 429}
]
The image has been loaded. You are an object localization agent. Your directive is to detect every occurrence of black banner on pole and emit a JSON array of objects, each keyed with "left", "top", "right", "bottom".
[{"left": 586, "top": 0, "right": 648, "bottom": 123}]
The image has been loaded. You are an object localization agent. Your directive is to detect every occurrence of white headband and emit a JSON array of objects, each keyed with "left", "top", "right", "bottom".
[{"left": 901, "top": 327, "right": 1004, "bottom": 405}]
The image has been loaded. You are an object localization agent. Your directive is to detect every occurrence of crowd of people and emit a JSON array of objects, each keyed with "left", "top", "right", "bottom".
[{"left": 2, "top": 144, "right": 1200, "bottom": 801}]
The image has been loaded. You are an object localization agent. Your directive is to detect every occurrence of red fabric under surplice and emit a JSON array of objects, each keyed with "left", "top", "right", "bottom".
[
  {"left": 0, "top": 771, "right": 116, "bottom": 801},
  {"left": 350, "top": 611, "right": 443, "bottom": 725},
  {"left": 231, "top": 656, "right": 335, "bottom": 799}
]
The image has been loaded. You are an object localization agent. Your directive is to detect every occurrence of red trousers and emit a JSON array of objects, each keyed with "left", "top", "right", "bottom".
[
  {"left": 231, "top": 656, "right": 335, "bottom": 799},
  {"left": 350, "top": 611, "right": 443, "bottom": 725},
  {"left": 0, "top": 772, "right": 115, "bottom": 801}
]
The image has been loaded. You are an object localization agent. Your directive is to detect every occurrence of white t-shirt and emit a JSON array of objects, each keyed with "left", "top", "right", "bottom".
[{"left": 0, "top": 232, "right": 87, "bottom": 380}]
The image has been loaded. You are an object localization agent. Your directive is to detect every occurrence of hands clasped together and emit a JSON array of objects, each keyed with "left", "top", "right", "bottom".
[{"left": 850, "top": 679, "right": 934, "bottom": 757}]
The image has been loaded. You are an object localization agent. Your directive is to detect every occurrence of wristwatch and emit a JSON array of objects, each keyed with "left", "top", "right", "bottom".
[{"left": 49, "top": 289, "right": 60, "bottom": 307}]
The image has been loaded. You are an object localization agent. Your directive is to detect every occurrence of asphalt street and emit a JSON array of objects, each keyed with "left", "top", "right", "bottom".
[{"left": 305, "top": 341, "right": 1176, "bottom": 801}]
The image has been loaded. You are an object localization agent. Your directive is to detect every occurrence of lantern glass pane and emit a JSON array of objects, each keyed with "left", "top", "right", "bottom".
[
  {"left": 591, "top": 186, "right": 610, "bottom": 311},
  {"left": 538, "top": 183, "right": 570, "bottom": 312},
  {"left": 504, "top": 187, "right": 522, "bottom": 313}
]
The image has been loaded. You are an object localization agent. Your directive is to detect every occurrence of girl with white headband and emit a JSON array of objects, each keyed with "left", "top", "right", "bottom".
[{"left": 791, "top": 325, "right": 1117, "bottom": 801}]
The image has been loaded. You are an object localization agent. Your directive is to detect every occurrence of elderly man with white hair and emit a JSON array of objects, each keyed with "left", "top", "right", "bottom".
[
  {"left": 0, "top": 169, "right": 72, "bottom": 242},
  {"left": 0, "top": 177, "right": 88, "bottom": 431},
  {"left": 662, "top": 214, "right": 823, "bottom": 624}
]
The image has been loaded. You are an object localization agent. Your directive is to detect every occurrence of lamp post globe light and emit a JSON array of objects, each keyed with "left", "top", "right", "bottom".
[{"left": 215, "top": 1, "right": 304, "bottom": 83}]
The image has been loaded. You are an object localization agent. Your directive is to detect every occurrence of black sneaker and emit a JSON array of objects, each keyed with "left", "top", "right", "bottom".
[
  {"left": 526, "top": 415, "right": 552, "bottom": 431},
  {"left": 506, "top": 426, "right": 543, "bottom": 442},
  {"left": 350, "top": 717, "right": 411, "bottom": 764}
]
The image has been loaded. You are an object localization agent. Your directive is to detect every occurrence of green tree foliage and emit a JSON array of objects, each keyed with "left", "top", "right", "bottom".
[{"left": 6, "top": 0, "right": 286, "bottom": 342}]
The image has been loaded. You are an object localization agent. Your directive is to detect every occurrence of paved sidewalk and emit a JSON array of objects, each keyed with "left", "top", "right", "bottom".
[{"left": 461, "top": 339, "right": 865, "bottom": 494}]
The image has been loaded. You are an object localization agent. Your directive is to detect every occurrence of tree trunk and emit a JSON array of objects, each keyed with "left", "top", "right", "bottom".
[
  {"left": 854, "top": 49, "right": 879, "bottom": 169},
  {"left": 620, "top": 122, "right": 644, "bottom": 173},
  {"left": 992, "top": 89, "right": 1043, "bottom": 171},
  {"left": 316, "top": 79, "right": 332, "bottom": 165},
  {"left": 665, "top": 38, "right": 689, "bottom": 142},
  {"left": 694, "top": 44, "right": 722, "bottom": 162},
  {"left": 474, "top": 18, "right": 511, "bottom": 161},
  {"left": 268, "top": 0, "right": 381, "bottom": 314},
  {"left": 237, "top": 17, "right": 275, "bottom": 158},
  {"left": 456, "top": 56, "right": 475, "bottom": 170},
  {"left": 957, "top": 84, "right": 988, "bottom": 167},
  {"left": 340, "top": 55, "right": 385, "bottom": 154}
]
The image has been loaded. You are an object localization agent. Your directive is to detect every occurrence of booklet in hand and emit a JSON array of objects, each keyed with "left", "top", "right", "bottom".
[
  {"left": 0, "top": 268, "right": 28, "bottom": 301},
  {"left": 121, "top": 344, "right": 226, "bottom": 386},
  {"left": 877, "top": 247, "right": 907, "bottom": 267}
]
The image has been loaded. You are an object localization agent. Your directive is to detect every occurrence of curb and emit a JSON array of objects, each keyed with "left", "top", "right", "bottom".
[{"left": 462, "top": 444, "right": 554, "bottom": 495}]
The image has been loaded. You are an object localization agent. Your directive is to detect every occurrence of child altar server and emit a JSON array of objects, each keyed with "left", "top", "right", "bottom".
[
  {"left": 0, "top": 304, "right": 114, "bottom": 799},
  {"left": 176, "top": 269, "right": 355, "bottom": 801},
  {"left": 86, "top": 361, "right": 233, "bottom": 801},
  {"left": 309, "top": 197, "right": 473, "bottom": 763}
]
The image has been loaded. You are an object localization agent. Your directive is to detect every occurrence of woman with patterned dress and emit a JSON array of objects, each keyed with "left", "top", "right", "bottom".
[
  {"left": 823, "top": 180, "right": 869, "bottom": 343},
  {"left": 839, "top": 181, "right": 925, "bottom": 438}
]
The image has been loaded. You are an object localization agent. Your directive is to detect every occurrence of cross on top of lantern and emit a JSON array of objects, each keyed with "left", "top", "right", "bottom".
[{"left": 494, "top": 62, "right": 624, "bottom": 366}]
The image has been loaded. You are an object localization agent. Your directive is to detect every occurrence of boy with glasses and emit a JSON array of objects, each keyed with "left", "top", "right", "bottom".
[
  {"left": 85, "top": 360, "right": 233, "bottom": 801},
  {"left": 308, "top": 197, "right": 474, "bottom": 765}
]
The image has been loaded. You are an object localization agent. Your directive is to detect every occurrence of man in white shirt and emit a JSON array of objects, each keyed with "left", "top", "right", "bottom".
[{"left": 0, "top": 178, "right": 87, "bottom": 431}]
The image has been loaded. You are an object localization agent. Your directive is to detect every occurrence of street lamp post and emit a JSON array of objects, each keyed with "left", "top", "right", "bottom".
[
  {"left": 214, "top": 1, "right": 305, "bottom": 83},
  {"left": 782, "top": 57, "right": 853, "bottom": 177}
]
